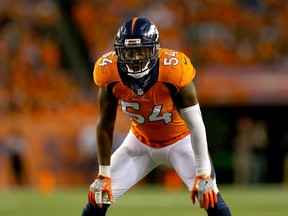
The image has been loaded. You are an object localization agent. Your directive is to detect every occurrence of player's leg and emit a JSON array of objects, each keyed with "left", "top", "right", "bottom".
[
  {"left": 81, "top": 130, "right": 157, "bottom": 216},
  {"left": 81, "top": 203, "right": 110, "bottom": 216},
  {"left": 109, "top": 130, "right": 158, "bottom": 199},
  {"left": 167, "top": 135, "right": 197, "bottom": 187},
  {"left": 168, "top": 135, "right": 231, "bottom": 216},
  {"left": 206, "top": 193, "right": 231, "bottom": 216}
]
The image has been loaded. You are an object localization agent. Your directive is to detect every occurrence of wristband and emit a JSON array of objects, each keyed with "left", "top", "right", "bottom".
[{"left": 99, "top": 165, "right": 111, "bottom": 177}]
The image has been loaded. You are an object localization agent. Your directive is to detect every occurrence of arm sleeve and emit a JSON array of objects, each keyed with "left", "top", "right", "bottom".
[{"left": 179, "top": 103, "right": 212, "bottom": 176}]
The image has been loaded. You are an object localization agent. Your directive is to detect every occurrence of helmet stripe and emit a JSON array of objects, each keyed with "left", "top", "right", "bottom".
[{"left": 131, "top": 17, "right": 138, "bottom": 35}]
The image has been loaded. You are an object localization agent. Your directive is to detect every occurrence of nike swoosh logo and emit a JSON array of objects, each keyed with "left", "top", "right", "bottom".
[{"left": 183, "top": 57, "right": 188, "bottom": 65}]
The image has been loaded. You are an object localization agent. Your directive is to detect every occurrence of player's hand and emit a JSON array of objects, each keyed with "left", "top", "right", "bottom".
[
  {"left": 88, "top": 175, "right": 114, "bottom": 208},
  {"left": 191, "top": 174, "right": 218, "bottom": 210}
]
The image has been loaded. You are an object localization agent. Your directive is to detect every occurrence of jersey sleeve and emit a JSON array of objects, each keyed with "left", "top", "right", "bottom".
[
  {"left": 178, "top": 52, "right": 196, "bottom": 87},
  {"left": 93, "top": 57, "right": 105, "bottom": 88},
  {"left": 93, "top": 51, "right": 120, "bottom": 90},
  {"left": 159, "top": 49, "right": 196, "bottom": 91}
]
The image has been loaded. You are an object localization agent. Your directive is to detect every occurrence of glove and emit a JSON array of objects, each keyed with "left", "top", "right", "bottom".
[
  {"left": 88, "top": 175, "right": 114, "bottom": 208},
  {"left": 191, "top": 174, "right": 218, "bottom": 210}
]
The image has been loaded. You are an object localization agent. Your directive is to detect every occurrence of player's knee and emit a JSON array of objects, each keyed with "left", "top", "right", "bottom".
[
  {"left": 81, "top": 203, "right": 110, "bottom": 216},
  {"left": 206, "top": 193, "right": 231, "bottom": 216}
]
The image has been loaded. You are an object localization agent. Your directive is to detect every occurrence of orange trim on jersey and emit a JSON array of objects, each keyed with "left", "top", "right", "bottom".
[{"left": 131, "top": 17, "right": 138, "bottom": 34}]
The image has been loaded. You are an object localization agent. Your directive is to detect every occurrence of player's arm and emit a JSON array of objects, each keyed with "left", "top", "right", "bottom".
[
  {"left": 174, "top": 81, "right": 211, "bottom": 175},
  {"left": 88, "top": 86, "right": 118, "bottom": 208},
  {"left": 174, "top": 81, "right": 218, "bottom": 210},
  {"left": 172, "top": 81, "right": 198, "bottom": 108},
  {"left": 96, "top": 86, "right": 118, "bottom": 165}
]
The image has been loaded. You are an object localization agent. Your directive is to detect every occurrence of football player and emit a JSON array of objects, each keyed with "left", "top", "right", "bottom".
[{"left": 81, "top": 17, "right": 232, "bottom": 216}]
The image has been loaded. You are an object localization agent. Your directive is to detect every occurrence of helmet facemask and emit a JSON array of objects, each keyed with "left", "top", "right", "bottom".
[{"left": 115, "top": 40, "right": 159, "bottom": 79}]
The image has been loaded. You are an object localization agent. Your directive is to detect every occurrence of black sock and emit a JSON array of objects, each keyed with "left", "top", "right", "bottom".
[
  {"left": 206, "top": 193, "right": 232, "bottom": 216},
  {"left": 81, "top": 203, "right": 110, "bottom": 216}
]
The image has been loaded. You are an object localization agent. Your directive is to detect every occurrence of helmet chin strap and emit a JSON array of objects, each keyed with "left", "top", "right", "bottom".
[{"left": 127, "top": 62, "right": 150, "bottom": 79}]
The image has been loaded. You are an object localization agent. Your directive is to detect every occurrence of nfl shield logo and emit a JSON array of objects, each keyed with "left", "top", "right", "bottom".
[{"left": 137, "top": 88, "right": 144, "bottom": 96}]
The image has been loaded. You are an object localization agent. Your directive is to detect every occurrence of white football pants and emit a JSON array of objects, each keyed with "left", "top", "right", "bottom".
[{"left": 110, "top": 130, "right": 218, "bottom": 201}]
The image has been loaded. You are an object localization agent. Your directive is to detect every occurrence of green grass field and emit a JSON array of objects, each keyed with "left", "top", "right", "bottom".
[{"left": 0, "top": 184, "right": 287, "bottom": 216}]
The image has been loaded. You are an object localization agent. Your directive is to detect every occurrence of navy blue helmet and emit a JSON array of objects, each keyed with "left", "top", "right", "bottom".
[{"left": 114, "top": 17, "right": 160, "bottom": 78}]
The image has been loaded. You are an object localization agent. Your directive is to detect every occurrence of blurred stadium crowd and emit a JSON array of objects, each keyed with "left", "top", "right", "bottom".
[
  {"left": 72, "top": 0, "right": 288, "bottom": 67},
  {"left": 0, "top": 0, "right": 288, "bottom": 188}
]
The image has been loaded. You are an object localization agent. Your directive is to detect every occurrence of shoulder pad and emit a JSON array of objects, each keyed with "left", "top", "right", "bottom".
[
  {"left": 93, "top": 51, "right": 120, "bottom": 90},
  {"left": 158, "top": 48, "right": 196, "bottom": 90}
]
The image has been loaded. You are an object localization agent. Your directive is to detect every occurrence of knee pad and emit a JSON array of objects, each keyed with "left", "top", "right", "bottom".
[
  {"left": 81, "top": 203, "right": 110, "bottom": 216},
  {"left": 206, "top": 193, "right": 231, "bottom": 216}
]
